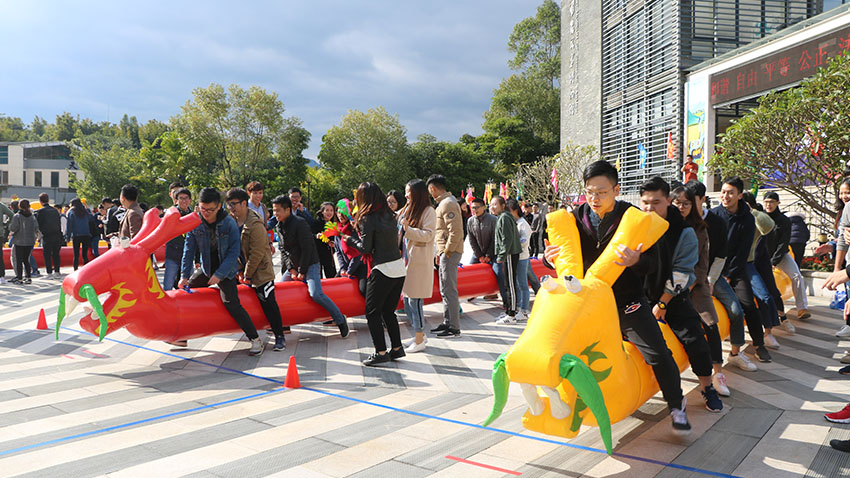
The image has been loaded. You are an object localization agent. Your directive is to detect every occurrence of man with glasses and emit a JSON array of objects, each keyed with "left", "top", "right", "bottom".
[
  {"left": 179, "top": 188, "right": 265, "bottom": 355},
  {"left": 226, "top": 188, "right": 286, "bottom": 352},
  {"left": 543, "top": 160, "right": 690, "bottom": 435},
  {"left": 467, "top": 197, "right": 500, "bottom": 300},
  {"left": 163, "top": 188, "right": 194, "bottom": 292}
]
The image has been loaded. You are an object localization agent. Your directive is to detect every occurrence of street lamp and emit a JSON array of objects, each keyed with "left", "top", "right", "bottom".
[{"left": 305, "top": 175, "right": 312, "bottom": 211}]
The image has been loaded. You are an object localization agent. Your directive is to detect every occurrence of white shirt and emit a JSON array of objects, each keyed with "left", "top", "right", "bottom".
[{"left": 517, "top": 217, "right": 531, "bottom": 260}]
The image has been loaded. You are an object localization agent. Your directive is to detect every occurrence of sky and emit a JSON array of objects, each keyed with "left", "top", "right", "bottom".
[{"left": 0, "top": 1, "right": 544, "bottom": 159}]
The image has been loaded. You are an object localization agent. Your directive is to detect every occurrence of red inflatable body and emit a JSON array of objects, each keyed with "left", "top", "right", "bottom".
[
  {"left": 3, "top": 244, "right": 165, "bottom": 269},
  {"left": 58, "top": 208, "right": 550, "bottom": 342}
]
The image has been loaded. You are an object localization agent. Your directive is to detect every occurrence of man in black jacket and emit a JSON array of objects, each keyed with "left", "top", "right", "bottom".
[
  {"left": 271, "top": 195, "right": 349, "bottom": 337},
  {"left": 543, "top": 160, "right": 689, "bottom": 434},
  {"left": 35, "top": 193, "right": 63, "bottom": 278},
  {"left": 467, "top": 197, "right": 500, "bottom": 301},
  {"left": 763, "top": 192, "right": 809, "bottom": 319},
  {"left": 709, "top": 177, "right": 770, "bottom": 363}
]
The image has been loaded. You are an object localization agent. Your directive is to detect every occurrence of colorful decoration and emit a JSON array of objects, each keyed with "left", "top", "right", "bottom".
[
  {"left": 465, "top": 184, "right": 475, "bottom": 204},
  {"left": 56, "top": 207, "right": 550, "bottom": 343},
  {"left": 320, "top": 221, "right": 342, "bottom": 243},
  {"left": 483, "top": 207, "right": 736, "bottom": 454},
  {"left": 550, "top": 166, "right": 558, "bottom": 194},
  {"left": 638, "top": 142, "right": 647, "bottom": 169},
  {"left": 484, "top": 180, "right": 495, "bottom": 205},
  {"left": 336, "top": 198, "right": 353, "bottom": 220},
  {"left": 666, "top": 132, "right": 675, "bottom": 159}
]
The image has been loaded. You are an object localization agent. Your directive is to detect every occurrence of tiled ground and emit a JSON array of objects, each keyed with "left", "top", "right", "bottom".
[{"left": 2, "top": 264, "right": 850, "bottom": 477}]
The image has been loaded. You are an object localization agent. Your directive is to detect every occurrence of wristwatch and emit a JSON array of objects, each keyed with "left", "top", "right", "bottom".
[{"left": 657, "top": 301, "right": 667, "bottom": 310}]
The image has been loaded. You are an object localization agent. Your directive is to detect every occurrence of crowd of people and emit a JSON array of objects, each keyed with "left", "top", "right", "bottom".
[{"left": 6, "top": 161, "right": 850, "bottom": 442}]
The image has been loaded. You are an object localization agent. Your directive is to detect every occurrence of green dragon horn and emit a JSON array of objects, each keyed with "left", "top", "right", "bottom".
[
  {"left": 559, "top": 353, "right": 613, "bottom": 455},
  {"left": 483, "top": 353, "right": 509, "bottom": 427},
  {"left": 79, "top": 284, "right": 108, "bottom": 342}
]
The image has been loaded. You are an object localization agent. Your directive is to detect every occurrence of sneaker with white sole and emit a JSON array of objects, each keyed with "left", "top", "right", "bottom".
[
  {"left": 712, "top": 373, "right": 730, "bottom": 397},
  {"left": 518, "top": 310, "right": 530, "bottom": 321},
  {"left": 836, "top": 325, "right": 850, "bottom": 337},
  {"left": 781, "top": 318, "right": 796, "bottom": 334},
  {"left": 670, "top": 397, "right": 691, "bottom": 434},
  {"left": 405, "top": 339, "right": 427, "bottom": 353},
  {"left": 825, "top": 404, "right": 850, "bottom": 424},
  {"left": 727, "top": 353, "right": 758, "bottom": 371},
  {"left": 841, "top": 351, "right": 850, "bottom": 365},
  {"left": 764, "top": 333, "right": 780, "bottom": 350},
  {"left": 403, "top": 338, "right": 416, "bottom": 349},
  {"left": 0, "top": 277, "right": 6, "bottom": 285},
  {"left": 248, "top": 337, "right": 264, "bottom": 356},
  {"left": 702, "top": 385, "right": 723, "bottom": 413},
  {"left": 495, "top": 313, "right": 517, "bottom": 325}
]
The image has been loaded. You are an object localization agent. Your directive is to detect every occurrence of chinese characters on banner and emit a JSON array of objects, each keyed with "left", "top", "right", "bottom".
[{"left": 709, "top": 25, "right": 850, "bottom": 106}]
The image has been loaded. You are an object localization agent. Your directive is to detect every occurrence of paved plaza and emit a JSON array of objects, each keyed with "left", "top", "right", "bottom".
[{"left": 2, "top": 266, "right": 850, "bottom": 477}]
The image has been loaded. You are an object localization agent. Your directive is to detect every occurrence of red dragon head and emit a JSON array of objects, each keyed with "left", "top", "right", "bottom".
[{"left": 57, "top": 208, "right": 200, "bottom": 341}]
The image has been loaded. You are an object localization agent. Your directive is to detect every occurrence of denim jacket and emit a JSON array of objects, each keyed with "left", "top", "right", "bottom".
[{"left": 181, "top": 209, "right": 241, "bottom": 281}]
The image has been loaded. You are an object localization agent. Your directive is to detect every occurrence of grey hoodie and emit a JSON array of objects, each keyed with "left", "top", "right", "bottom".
[{"left": 10, "top": 209, "right": 39, "bottom": 247}]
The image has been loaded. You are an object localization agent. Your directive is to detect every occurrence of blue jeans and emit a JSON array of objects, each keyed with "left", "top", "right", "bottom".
[
  {"left": 403, "top": 297, "right": 425, "bottom": 333},
  {"left": 746, "top": 263, "right": 780, "bottom": 329},
  {"left": 492, "top": 261, "right": 507, "bottom": 302},
  {"left": 527, "top": 262, "right": 540, "bottom": 294},
  {"left": 283, "top": 262, "right": 345, "bottom": 324},
  {"left": 516, "top": 258, "right": 531, "bottom": 311},
  {"left": 712, "top": 277, "right": 745, "bottom": 347},
  {"left": 163, "top": 257, "right": 180, "bottom": 291}
]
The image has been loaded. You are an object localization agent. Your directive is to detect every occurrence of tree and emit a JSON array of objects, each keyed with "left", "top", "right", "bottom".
[
  {"left": 119, "top": 114, "right": 141, "bottom": 150},
  {"left": 475, "top": 116, "right": 555, "bottom": 174},
  {"left": 710, "top": 52, "right": 850, "bottom": 229},
  {"left": 410, "top": 134, "right": 496, "bottom": 196},
  {"left": 69, "top": 135, "right": 141, "bottom": 203},
  {"left": 138, "top": 119, "right": 169, "bottom": 147},
  {"left": 0, "top": 116, "right": 30, "bottom": 142},
  {"left": 319, "top": 107, "right": 411, "bottom": 195},
  {"left": 513, "top": 143, "right": 600, "bottom": 205},
  {"left": 508, "top": 0, "right": 561, "bottom": 87},
  {"left": 486, "top": 74, "right": 559, "bottom": 144},
  {"left": 53, "top": 112, "right": 77, "bottom": 141},
  {"left": 172, "top": 83, "right": 305, "bottom": 189}
]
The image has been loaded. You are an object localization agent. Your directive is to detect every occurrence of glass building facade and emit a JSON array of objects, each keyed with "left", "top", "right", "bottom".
[{"left": 599, "top": 0, "right": 819, "bottom": 193}]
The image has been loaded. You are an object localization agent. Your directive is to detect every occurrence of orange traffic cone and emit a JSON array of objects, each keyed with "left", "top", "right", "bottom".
[
  {"left": 284, "top": 355, "right": 301, "bottom": 389},
  {"left": 36, "top": 309, "right": 48, "bottom": 330}
]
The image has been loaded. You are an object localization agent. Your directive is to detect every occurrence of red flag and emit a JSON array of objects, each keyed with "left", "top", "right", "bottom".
[{"left": 666, "top": 132, "right": 675, "bottom": 159}]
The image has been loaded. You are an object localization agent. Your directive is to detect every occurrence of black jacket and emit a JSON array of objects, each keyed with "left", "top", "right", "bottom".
[
  {"left": 165, "top": 207, "right": 194, "bottom": 261},
  {"left": 704, "top": 209, "right": 728, "bottom": 266},
  {"left": 467, "top": 213, "right": 497, "bottom": 261},
  {"left": 766, "top": 208, "right": 792, "bottom": 266},
  {"left": 710, "top": 203, "right": 755, "bottom": 281},
  {"left": 788, "top": 214, "right": 809, "bottom": 244},
  {"left": 645, "top": 206, "right": 688, "bottom": 303},
  {"left": 346, "top": 209, "right": 402, "bottom": 266},
  {"left": 276, "top": 213, "right": 320, "bottom": 274},
  {"left": 34, "top": 204, "right": 62, "bottom": 237},
  {"left": 572, "top": 201, "right": 658, "bottom": 308}
]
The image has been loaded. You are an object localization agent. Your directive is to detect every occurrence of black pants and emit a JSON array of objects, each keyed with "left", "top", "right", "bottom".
[
  {"left": 619, "top": 298, "right": 683, "bottom": 410},
  {"left": 502, "top": 253, "right": 519, "bottom": 316},
  {"left": 529, "top": 232, "right": 539, "bottom": 257},
  {"left": 72, "top": 236, "right": 91, "bottom": 270},
  {"left": 254, "top": 280, "right": 284, "bottom": 338},
  {"left": 755, "top": 255, "right": 784, "bottom": 314},
  {"left": 666, "top": 293, "right": 713, "bottom": 378},
  {"left": 730, "top": 277, "right": 766, "bottom": 347},
  {"left": 189, "top": 270, "right": 258, "bottom": 340},
  {"left": 701, "top": 322, "right": 723, "bottom": 364},
  {"left": 42, "top": 234, "right": 63, "bottom": 274},
  {"left": 317, "top": 240, "right": 337, "bottom": 279},
  {"left": 364, "top": 269, "right": 404, "bottom": 352},
  {"left": 14, "top": 245, "right": 33, "bottom": 279}
]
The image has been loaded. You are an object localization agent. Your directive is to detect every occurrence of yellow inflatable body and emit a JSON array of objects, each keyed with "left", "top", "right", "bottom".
[
  {"left": 484, "top": 207, "right": 731, "bottom": 454},
  {"left": 773, "top": 267, "right": 794, "bottom": 303}
]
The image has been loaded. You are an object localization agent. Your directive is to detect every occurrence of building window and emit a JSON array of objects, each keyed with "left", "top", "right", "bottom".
[
  {"left": 34, "top": 171, "right": 42, "bottom": 187},
  {"left": 0, "top": 146, "right": 7, "bottom": 165},
  {"left": 51, "top": 171, "right": 59, "bottom": 188},
  {"left": 22, "top": 171, "right": 26, "bottom": 186},
  {"left": 1, "top": 171, "right": 8, "bottom": 185}
]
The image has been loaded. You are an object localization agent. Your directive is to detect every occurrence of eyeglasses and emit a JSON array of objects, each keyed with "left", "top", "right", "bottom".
[
  {"left": 584, "top": 188, "right": 613, "bottom": 199},
  {"left": 199, "top": 205, "right": 219, "bottom": 214},
  {"left": 226, "top": 201, "right": 242, "bottom": 209},
  {"left": 472, "top": 205, "right": 484, "bottom": 210},
  {"left": 672, "top": 200, "right": 692, "bottom": 208}
]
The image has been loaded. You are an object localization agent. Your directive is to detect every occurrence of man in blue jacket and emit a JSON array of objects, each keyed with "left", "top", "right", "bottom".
[
  {"left": 710, "top": 177, "right": 770, "bottom": 363},
  {"left": 179, "top": 188, "right": 264, "bottom": 356}
]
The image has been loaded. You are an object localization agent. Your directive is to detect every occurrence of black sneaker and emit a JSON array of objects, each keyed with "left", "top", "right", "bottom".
[
  {"left": 23, "top": 278, "right": 32, "bottom": 285},
  {"left": 273, "top": 335, "right": 286, "bottom": 351},
  {"left": 702, "top": 385, "right": 723, "bottom": 413},
  {"left": 338, "top": 319, "right": 350, "bottom": 338},
  {"left": 435, "top": 327, "right": 461, "bottom": 338},
  {"left": 9, "top": 278, "right": 22, "bottom": 285},
  {"left": 430, "top": 323, "right": 449, "bottom": 333},
  {"left": 388, "top": 347, "right": 406, "bottom": 360},
  {"left": 830, "top": 439, "right": 850, "bottom": 452},
  {"left": 755, "top": 345, "right": 772, "bottom": 363},
  {"left": 363, "top": 352, "right": 391, "bottom": 366}
]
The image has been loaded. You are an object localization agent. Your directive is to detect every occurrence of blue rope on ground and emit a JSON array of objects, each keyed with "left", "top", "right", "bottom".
[{"left": 0, "top": 327, "right": 743, "bottom": 478}]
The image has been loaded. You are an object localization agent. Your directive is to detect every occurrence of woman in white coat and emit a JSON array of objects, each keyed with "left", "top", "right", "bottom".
[{"left": 399, "top": 179, "right": 437, "bottom": 353}]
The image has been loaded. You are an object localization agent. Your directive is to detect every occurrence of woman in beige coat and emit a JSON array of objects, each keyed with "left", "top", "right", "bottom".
[{"left": 399, "top": 179, "right": 437, "bottom": 353}]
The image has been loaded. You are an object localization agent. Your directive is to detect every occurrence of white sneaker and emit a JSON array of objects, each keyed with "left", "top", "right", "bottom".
[
  {"left": 517, "top": 310, "right": 530, "bottom": 322},
  {"left": 728, "top": 353, "right": 758, "bottom": 372},
  {"left": 836, "top": 325, "right": 850, "bottom": 337},
  {"left": 403, "top": 338, "right": 416, "bottom": 349},
  {"left": 495, "top": 313, "right": 517, "bottom": 325},
  {"left": 248, "top": 337, "right": 265, "bottom": 356},
  {"left": 712, "top": 373, "right": 731, "bottom": 397},
  {"left": 781, "top": 318, "right": 796, "bottom": 334},
  {"left": 764, "top": 333, "right": 780, "bottom": 350},
  {"left": 0, "top": 277, "right": 6, "bottom": 285},
  {"left": 405, "top": 338, "right": 427, "bottom": 353},
  {"left": 670, "top": 397, "right": 691, "bottom": 434}
]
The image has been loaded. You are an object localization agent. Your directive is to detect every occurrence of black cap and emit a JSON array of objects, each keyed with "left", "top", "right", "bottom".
[{"left": 763, "top": 191, "right": 780, "bottom": 201}]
